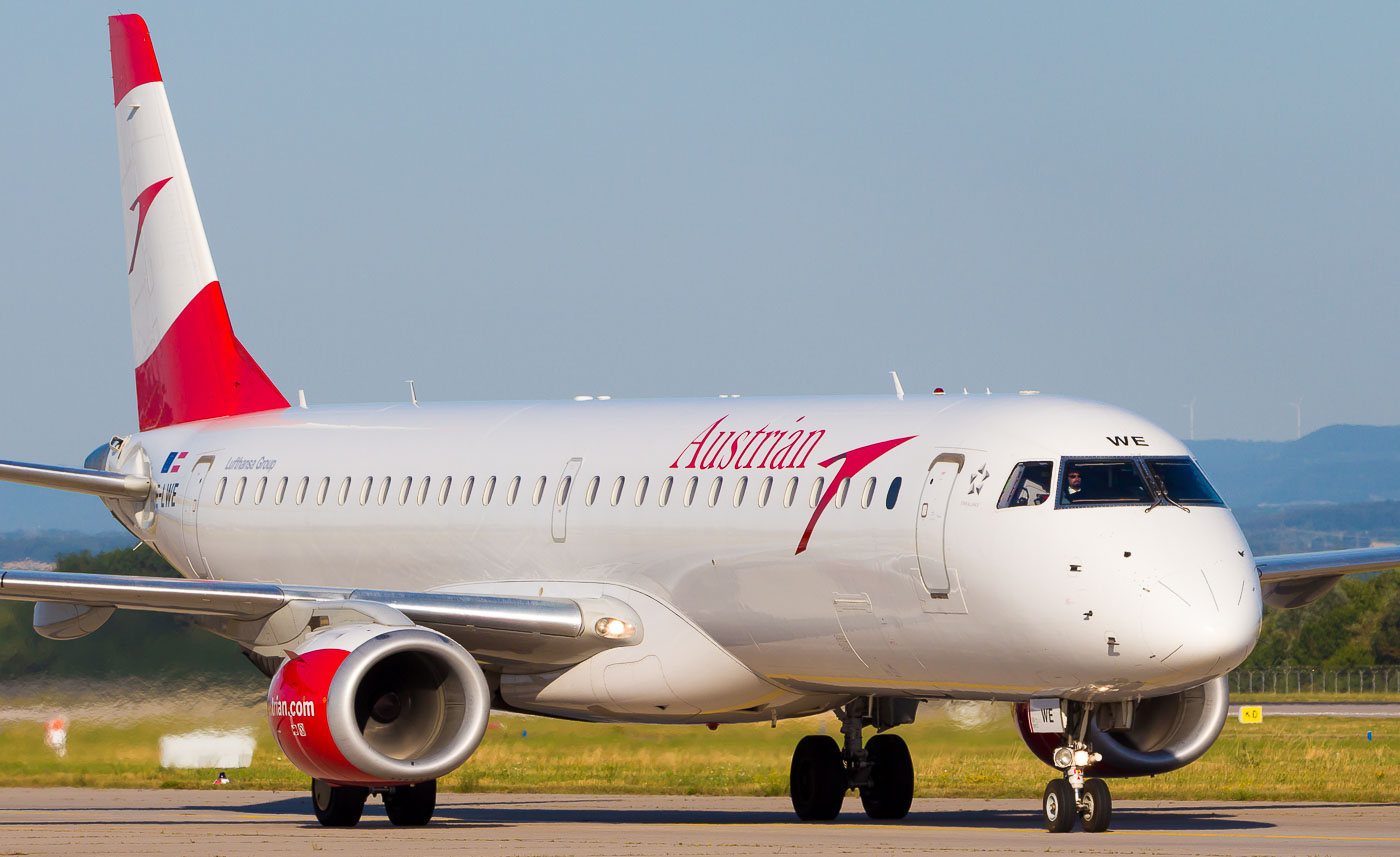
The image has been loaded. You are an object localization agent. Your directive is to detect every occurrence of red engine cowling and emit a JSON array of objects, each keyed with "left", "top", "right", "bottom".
[
  {"left": 1014, "top": 676, "right": 1229, "bottom": 777},
  {"left": 267, "top": 623, "right": 490, "bottom": 787}
]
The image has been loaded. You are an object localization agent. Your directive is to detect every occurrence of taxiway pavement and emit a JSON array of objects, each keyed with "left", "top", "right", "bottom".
[{"left": 1, "top": 789, "right": 1397, "bottom": 856}]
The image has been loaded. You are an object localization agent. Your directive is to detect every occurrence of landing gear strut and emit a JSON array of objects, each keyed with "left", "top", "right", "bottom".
[
  {"left": 1040, "top": 702, "right": 1112, "bottom": 833},
  {"left": 310, "top": 777, "right": 438, "bottom": 827},
  {"left": 789, "top": 697, "right": 918, "bottom": 821}
]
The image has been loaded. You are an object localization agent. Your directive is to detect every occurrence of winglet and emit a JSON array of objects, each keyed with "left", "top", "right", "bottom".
[{"left": 109, "top": 15, "right": 162, "bottom": 108}]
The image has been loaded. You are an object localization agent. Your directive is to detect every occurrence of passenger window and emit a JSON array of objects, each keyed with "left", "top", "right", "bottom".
[
  {"left": 998, "top": 462, "right": 1053, "bottom": 509},
  {"left": 234, "top": 477, "right": 247, "bottom": 505},
  {"left": 378, "top": 476, "right": 392, "bottom": 506},
  {"left": 834, "top": 477, "right": 850, "bottom": 508},
  {"left": 533, "top": 476, "right": 547, "bottom": 506},
  {"left": 275, "top": 476, "right": 288, "bottom": 505},
  {"left": 634, "top": 476, "right": 649, "bottom": 506},
  {"left": 556, "top": 475, "right": 572, "bottom": 506},
  {"left": 507, "top": 476, "right": 521, "bottom": 506},
  {"left": 439, "top": 476, "right": 452, "bottom": 505},
  {"left": 338, "top": 476, "right": 351, "bottom": 505},
  {"left": 316, "top": 476, "right": 330, "bottom": 506},
  {"left": 296, "top": 476, "right": 309, "bottom": 505},
  {"left": 733, "top": 476, "right": 747, "bottom": 507},
  {"left": 255, "top": 476, "right": 268, "bottom": 505},
  {"left": 585, "top": 475, "right": 600, "bottom": 506},
  {"left": 861, "top": 477, "right": 876, "bottom": 509},
  {"left": 418, "top": 476, "right": 431, "bottom": 505},
  {"left": 399, "top": 476, "right": 413, "bottom": 505},
  {"left": 482, "top": 475, "right": 496, "bottom": 505},
  {"left": 808, "top": 477, "right": 825, "bottom": 508},
  {"left": 758, "top": 476, "right": 773, "bottom": 507},
  {"left": 360, "top": 477, "right": 374, "bottom": 506},
  {"left": 215, "top": 477, "right": 227, "bottom": 504},
  {"left": 610, "top": 476, "right": 625, "bottom": 507},
  {"left": 784, "top": 477, "right": 798, "bottom": 508},
  {"left": 708, "top": 476, "right": 723, "bottom": 507},
  {"left": 658, "top": 475, "right": 673, "bottom": 507},
  {"left": 885, "top": 476, "right": 901, "bottom": 510},
  {"left": 459, "top": 475, "right": 475, "bottom": 505},
  {"left": 683, "top": 476, "right": 699, "bottom": 507},
  {"left": 1057, "top": 459, "right": 1150, "bottom": 506}
]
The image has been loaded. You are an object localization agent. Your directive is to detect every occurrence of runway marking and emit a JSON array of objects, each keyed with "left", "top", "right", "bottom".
[{"left": 659, "top": 821, "right": 1400, "bottom": 842}]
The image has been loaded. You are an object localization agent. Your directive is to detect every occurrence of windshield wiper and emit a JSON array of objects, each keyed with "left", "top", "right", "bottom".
[{"left": 1144, "top": 472, "right": 1190, "bottom": 514}]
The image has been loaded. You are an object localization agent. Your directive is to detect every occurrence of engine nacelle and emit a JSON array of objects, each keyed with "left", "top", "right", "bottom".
[
  {"left": 267, "top": 623, "right": 490, "bottom": 786},
  {"left": 1014, "top": 676, "right": 1229, "bottom": 777}
]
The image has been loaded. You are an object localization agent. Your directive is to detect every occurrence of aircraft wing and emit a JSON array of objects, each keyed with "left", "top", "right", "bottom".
[
  {"left": 0, "top": 569, "right": 640, "bottom": 669},
  {"left": 0, "top": 459, "right": 150, "bottom": 500},
  {"left": 1254, "top": 545, "right": 1400, "bottom": 608}
]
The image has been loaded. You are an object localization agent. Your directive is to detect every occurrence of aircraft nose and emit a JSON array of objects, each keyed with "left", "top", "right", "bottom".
[{"left": 1140, "top": 552, "right": 1261, "bottom": 678}]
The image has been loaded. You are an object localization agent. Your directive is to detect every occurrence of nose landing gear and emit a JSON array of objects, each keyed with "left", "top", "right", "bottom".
[
  {"left": 1041, "top": 701, "right": 1112, "bottom": 833},
  {"left": 789, "top": 697, "right": 918, "bottom": 821}
]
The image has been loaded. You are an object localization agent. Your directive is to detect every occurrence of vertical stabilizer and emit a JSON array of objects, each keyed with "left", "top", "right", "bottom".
[{"left": 110, "top": 14, "right": 288, "bottom": 431}]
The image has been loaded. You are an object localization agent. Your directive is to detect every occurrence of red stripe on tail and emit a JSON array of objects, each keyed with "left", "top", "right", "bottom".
[
  {"left": 109, "top": 15, "right": 162, "bottom": 107},
  {"left": 134, "top": 281, "right": 289, "bottom": 431}
]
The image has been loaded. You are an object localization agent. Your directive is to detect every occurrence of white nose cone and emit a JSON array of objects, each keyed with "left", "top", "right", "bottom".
[{"left": 1141, "top": 553, "right": 1260, "bottom": 680}]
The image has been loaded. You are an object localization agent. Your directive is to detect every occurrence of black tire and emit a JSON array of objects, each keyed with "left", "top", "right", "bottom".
[
  {"left": 1080, "top": 778, "right": 1111, "bottom": 833},
  {"left": 385, "top": 779, "right": 437, "bottom": 826},
  {"left": 1041, "top": 778, "right": 1075, "bottom": 833},
  {"left": 789, "top": 734, "right": 847, "bottom": 821},
  {"left": 311, "top": 778, "right": 368, "bottom": 827},
  {"left": 859, "top": 733, "right": 914, "bottom": 820}
]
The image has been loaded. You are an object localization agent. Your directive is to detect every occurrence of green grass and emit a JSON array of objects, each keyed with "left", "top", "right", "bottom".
[{"left": 1, "top": 697, "right": 1396, "bottom": 801}]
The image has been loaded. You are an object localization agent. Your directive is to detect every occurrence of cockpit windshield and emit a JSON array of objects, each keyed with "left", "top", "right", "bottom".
[
  {"left": 1059, "top": 460, "right": 1151, "bottom": 505},
  {"left": 1142, "top": 457, "right": 1225, "bottom": 506},
  {"left": 1056, "top": 457, "right": 1224, "bottom": 508}
]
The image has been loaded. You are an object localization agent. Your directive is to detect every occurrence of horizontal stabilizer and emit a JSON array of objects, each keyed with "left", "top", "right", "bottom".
[{"left": 0, "top": 459, "right": 150, "bottom": 500}]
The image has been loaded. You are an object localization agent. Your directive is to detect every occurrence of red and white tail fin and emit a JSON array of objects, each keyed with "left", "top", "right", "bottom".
[{"left": 110, "top": 15, "right": 288, "bottom": 431}]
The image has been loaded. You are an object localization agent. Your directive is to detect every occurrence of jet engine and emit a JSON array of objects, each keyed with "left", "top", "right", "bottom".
[
  {"left": 267, "top": 623, "right": 490, "bottom": 786},
  {"left": 1013, "top": 676, "right": 1229, "bottom": 777}
]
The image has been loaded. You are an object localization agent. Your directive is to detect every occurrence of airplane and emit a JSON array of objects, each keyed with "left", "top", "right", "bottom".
[{"left": 0, "top": 13, "right": 1395, "bottom": 834}]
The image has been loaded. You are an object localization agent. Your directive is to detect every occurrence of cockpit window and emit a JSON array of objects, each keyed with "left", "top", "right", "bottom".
[
  {"left": 1143, "top": 457, "right": 1225, "bottom": 506},
  {"left": 1058, "top": 459, "right": 1151, "bottom": 506},
  {"left": 998, "top": 461, "right": 1053, "bottom": 508}
]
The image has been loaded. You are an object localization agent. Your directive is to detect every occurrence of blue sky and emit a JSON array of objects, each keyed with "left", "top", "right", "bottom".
[{"left": 2, "top": 2, "right": 1399, "bottom": 524}]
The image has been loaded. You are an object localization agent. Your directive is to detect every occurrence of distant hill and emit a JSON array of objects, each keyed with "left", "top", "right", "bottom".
[
  {"left": 1192, "top": 425, "right": 1400, "bottom": 510},
  {"left": 0, "top": 529, "right": 134, "bottom": 565}
]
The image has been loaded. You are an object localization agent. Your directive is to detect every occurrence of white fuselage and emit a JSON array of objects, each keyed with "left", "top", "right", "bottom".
[{"left": 105, "top": 393, "right": 1261, "bottom": 722}]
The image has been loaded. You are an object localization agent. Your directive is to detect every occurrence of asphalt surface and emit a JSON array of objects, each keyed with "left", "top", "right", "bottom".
[{"left": 0, "top": 789, "right": 1397, "bottom": 856}]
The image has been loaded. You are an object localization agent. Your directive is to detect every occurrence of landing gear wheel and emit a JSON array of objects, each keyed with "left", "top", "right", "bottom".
[
  {"left": 790, "top": 734, "right": 847, "bottom": 820},
  {"left": 384, "top": 779, "right": 437, "bottom": 826},
  {"left": 1041, "top": 778, "right": 1074, "bottom": 833},
  {"left": 311, "top": 778, "right": 368, "bottom": 827},
  {"left": 859, "top": 733, "right": 914, "bottom": 820},
  {"left": 1080, "top": 778, "right": 1111, "bottom": 833}
]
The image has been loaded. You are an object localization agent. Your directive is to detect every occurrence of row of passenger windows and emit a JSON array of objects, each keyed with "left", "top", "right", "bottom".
[{"left": 212, "top": 473, "right": 904, "bottom": 512}]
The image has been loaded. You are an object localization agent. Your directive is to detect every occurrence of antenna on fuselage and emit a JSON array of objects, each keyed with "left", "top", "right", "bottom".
[
  {"left": 297, "top": 389, "right": 308, "bottom": 409},
  {"left": 889, "top": 371, "right": 904, "bottom": 401},
  {"left": 406, "top": 380, "right": 419, "bottom": 407}
]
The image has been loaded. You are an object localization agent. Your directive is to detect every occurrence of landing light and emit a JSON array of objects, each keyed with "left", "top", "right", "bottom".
[{"left": 595, "top": 617, "right": 636, "bottom": 640}]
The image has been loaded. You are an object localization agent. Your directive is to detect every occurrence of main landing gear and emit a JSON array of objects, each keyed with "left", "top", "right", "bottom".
[
  {"left": 311, "top": 777, "right": 438, "bottom": 827},
  {"left": 1041, "top": 701, "right": 1111, "bottom": 833},
  {"left": 789, "top": 697, "right": 918, "bottom": 821}
]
